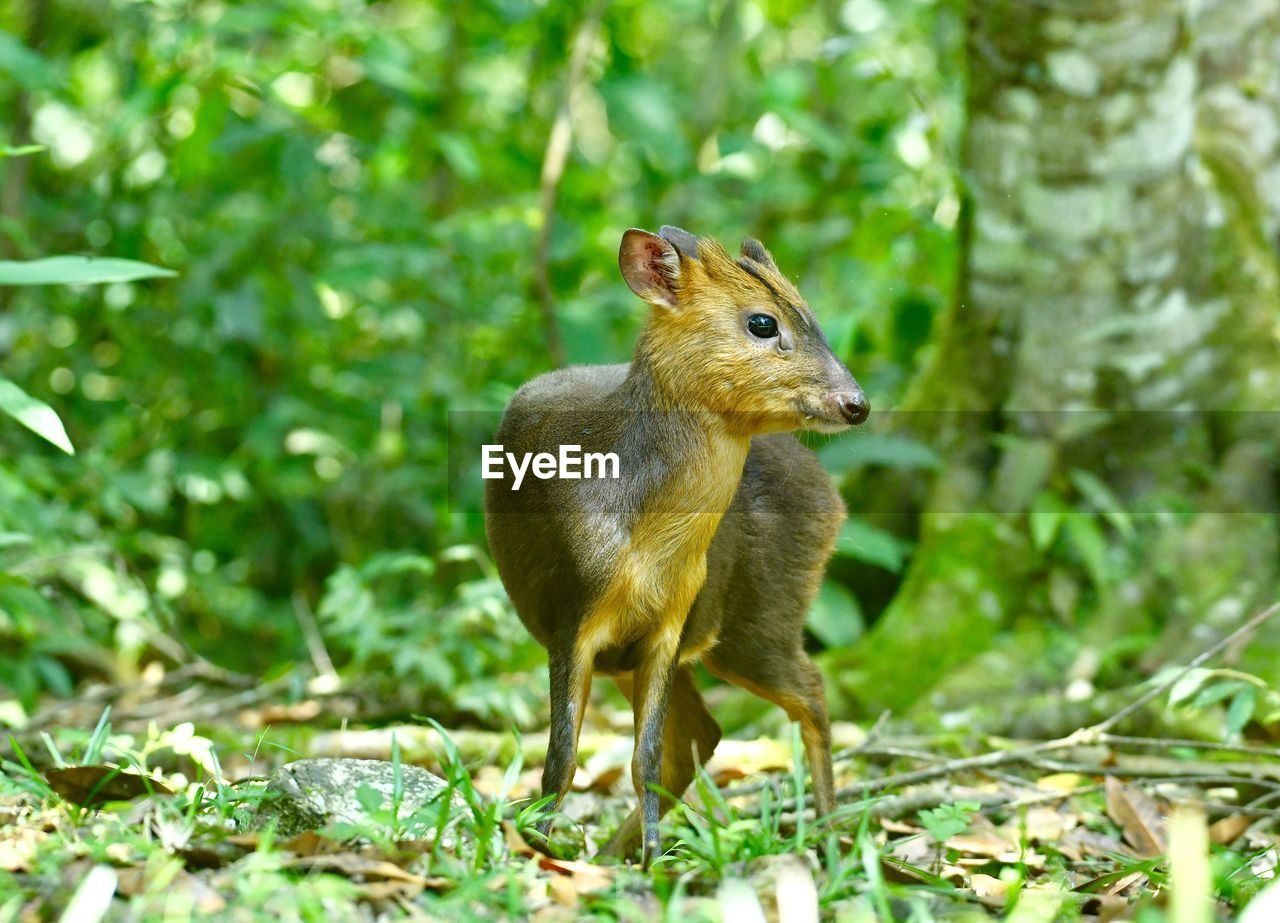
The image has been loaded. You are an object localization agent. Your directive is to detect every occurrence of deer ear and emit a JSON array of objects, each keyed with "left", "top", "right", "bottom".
[
  {"left": 658, "top": 225, "right": 700, "bottom": 261},
  {"left": 740, "top": 237, "right": 776, "bottom": 268},
  {"left": 619, "top": 228, "right": 681, "bottom": 308}
]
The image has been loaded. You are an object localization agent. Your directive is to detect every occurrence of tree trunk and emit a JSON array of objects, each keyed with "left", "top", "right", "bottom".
[{"left": 826, "top": 0, "right": 1280, "bottom": 719}]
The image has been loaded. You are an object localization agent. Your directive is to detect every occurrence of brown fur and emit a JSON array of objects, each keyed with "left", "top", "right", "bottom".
[{"left": 484, "top": 227, "right": 867, "bottom": 864}]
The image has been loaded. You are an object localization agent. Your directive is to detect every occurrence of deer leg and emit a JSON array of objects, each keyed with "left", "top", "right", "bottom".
[
  {"left": 602, "top": 666, "right": 722, "bottom": 857},
  {"left": 705, "top": 646, "right": 835, "bottom": 819},
  {"left": 535, "top": 639, "right": 595, "bottom": 847},
  {"left": 629, "top": 626, "right": 684, "bottom": 867}
]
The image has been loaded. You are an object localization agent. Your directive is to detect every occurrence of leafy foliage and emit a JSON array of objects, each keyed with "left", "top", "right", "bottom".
[
  {"left": 0, "top": 0, "right": 962, "bottom": 710},
  {"left": 316, "top": 549, "right": 544, "bottom": 727},
  {"left": 917, "top": 800, "right": 981, "bottom": 844}
]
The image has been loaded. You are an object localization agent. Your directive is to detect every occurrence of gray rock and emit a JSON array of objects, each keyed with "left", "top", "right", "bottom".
[{"left": 251, "top": 757, "right": 467, "bottom": 841}]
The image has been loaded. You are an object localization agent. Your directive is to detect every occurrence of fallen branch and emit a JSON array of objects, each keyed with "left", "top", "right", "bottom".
[
  {"left": 1096, "top": 733, "right": 1280, "bottom": 761},
  {"left": 1089, "top": 600, "right": 1280, "bottom": 736},
  {"left": 759, "top": 599, "right": 1280, "bottom": 817}
]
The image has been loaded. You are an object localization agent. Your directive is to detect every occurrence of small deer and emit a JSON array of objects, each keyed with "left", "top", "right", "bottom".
[{"left": 484, "top": 226, "right": 868, "bottom": 864}]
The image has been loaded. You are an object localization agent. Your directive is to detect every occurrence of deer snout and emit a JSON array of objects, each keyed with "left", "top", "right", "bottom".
[{"left": 830, "top": 389, "right": 870, "bottom": 426}]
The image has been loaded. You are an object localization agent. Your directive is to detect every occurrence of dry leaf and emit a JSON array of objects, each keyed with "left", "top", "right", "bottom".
[
  {"left": 1036, "top": 772, "right": 1087, "bottom": 792},
  {"left": 547, "top": 875, "right": 584, "bottom": 907},
  {"left": 707, "top": 738, "right": 790, "bottom": 782},
  {"left": 1104, "top": 871, "right": 1148, "bottom": 896},
  {"left": 503, "top": 821, "right": 537, "bottom": 857},
  {"left": 355, "top": 880, "right": 429, "bottom": 902},
  {"left": 0, "top": 828, "right": 41, "bottom": 872},
  {"left": 1077, "top": 893, "right": 1130, "bottom": 922},
  {"left": 970, "top": 873, "right": 1008, "bottom": 905},
  {"left": 116, "top": 867, "right": 226, "bottom": 913},
  {"left": 1209, "top": 812, "right": 1253, "bottom": 846},
  {"left": 45, "top": 766, "right": 173, "bottom": 807},
  {"left": 1104, "top": 777, "right": 1166, "bottom": 858},
  {"left": 281, "top": 831, "right": 344, "bottom": 857},
  {"left": 571, "top": 742, "right": 631, "bottom": 794},
  {"left": 238, "top": 700, "right": 323, "bottom": 727},
  {"left": 1004, "top": 805, "right": 1071, "bottom": 843},
  {"left": 537, "top": 855, "right": 613, "bottom": 906},
  {"left": 887, "top": 833, "right": 933, "bottom": 868},
  {"left": 572, "top": 764, "right": 625, "bottom": 794},
  {"left": 830, "top": 721, "right": 867, "bottom": 750},
  {"left": 773, "top": 856, "right": 818, "bottom": 923},
  {"left": 1057, "top": 826, "right": 1132, "bottom": 863},
  {"left": 531, "top": 907, "right": 577, "bottom": 923},
  {"left": 946, "top": 830, "right": 1015, "bottom": 859},
  {"left": 285, "top": 853, "right": 426, "bottom": 885},
  {"left": 879, "top": 818, "right": 923, "bottom": 835}
]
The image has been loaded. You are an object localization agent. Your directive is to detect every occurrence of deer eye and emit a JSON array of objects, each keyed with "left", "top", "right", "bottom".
[{"left": 747, "top": 314, "right": 778, "bottom": 339}]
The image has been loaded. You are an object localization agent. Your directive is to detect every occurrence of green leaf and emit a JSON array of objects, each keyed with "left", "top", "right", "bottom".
[
  {"left": 833, "top": 518, "right": 912, "bottom": 572},
  {"left": 0, "top": 31, "right": 57, "bottom": 91},
  {"left": 918, "top": 801, "right": 982, "bottom": 843},
  {"left": 1064, "top": 516, "right": 1108, "bottom": 588},
  {"left": 1069, "top": 469, "right": 1134, "bottom": 539},
  {"left": 1029, "top": 491, "right": 1067, "bottom": 551},
  {"left": 435, "top": 133, "right": 481, "bottom": 183},
  {"left": 356, "top": 783, "right": 386, "bottom": 817},
  {"left": 819, "top": 433, "right": 942, "bottom": 474},
  {"left": 0, "top": 144, "right": 43, "bottom": 159},
  {"left": 0, "top": 256, "right": 177, "bottom": 286},
  {"left": 1225, "top": 686, "right": 1257, "bottom": 735},
  {"left": 1191, "top": 680, "right": 1247, "bottom": 711},
  {"left": 1166, "top": 667, "right": 1213, "bottom": 708},
  {"left": 0, "top": 376, "right": 74, "bottom": 454},
  {"left": 806, "top": 579, "right": 864, "bottom": 648}
]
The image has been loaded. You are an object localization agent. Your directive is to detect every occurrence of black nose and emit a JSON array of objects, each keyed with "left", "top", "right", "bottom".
[{"left": 838, "top": 392, "right": 870, "bottom": 426}]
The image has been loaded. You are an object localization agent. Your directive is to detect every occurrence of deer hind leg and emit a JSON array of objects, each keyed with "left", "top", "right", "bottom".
[
  {"left": 535, "top": 639, "right": 595, "bottom": 846},
  {"left": 602, "top": 665, "right": 722, "bottom": 858},
  {"left": 704, "top": 644, "right": 835, "bottom": 819}
]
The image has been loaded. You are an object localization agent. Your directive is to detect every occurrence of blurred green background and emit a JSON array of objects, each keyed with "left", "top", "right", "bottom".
[{"left": 2, "top": 0, "right": 1277, "bottom": 739}]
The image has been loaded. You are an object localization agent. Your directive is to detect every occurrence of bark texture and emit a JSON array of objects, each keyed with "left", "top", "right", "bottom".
[{"left": 828, "top": 0, "right": 1280, "bottom": 717}]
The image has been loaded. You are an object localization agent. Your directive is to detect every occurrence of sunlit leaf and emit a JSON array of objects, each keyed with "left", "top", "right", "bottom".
[
  {"left": 1225, "top": 685, "right": 1257, "bottom": 735},
  {"left": 0, "top": 376, "right": 74, "bottom": 454},
  {"left": 0, "top": 256, "right": 176, "bottom": 286},
  {"left": 0, "top": 144, "right": 43, "bottom": 158},
  {"left": 1191, "top": 680, "right": 1247, "bottom": 711}
]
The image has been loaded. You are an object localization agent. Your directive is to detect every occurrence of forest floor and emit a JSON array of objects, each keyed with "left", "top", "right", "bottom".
[{"left": 2, "top": 615, "right": 1280, "bottom": 922}]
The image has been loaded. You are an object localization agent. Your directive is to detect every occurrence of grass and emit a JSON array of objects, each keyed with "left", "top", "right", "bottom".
[{"left": 0, "top": 713, "right": 1276, "bottom": 921}]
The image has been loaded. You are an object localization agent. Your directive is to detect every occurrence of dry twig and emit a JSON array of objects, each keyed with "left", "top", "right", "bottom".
[{"left": 755, "top": 599, "right": 1280, "bottom": 818}]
